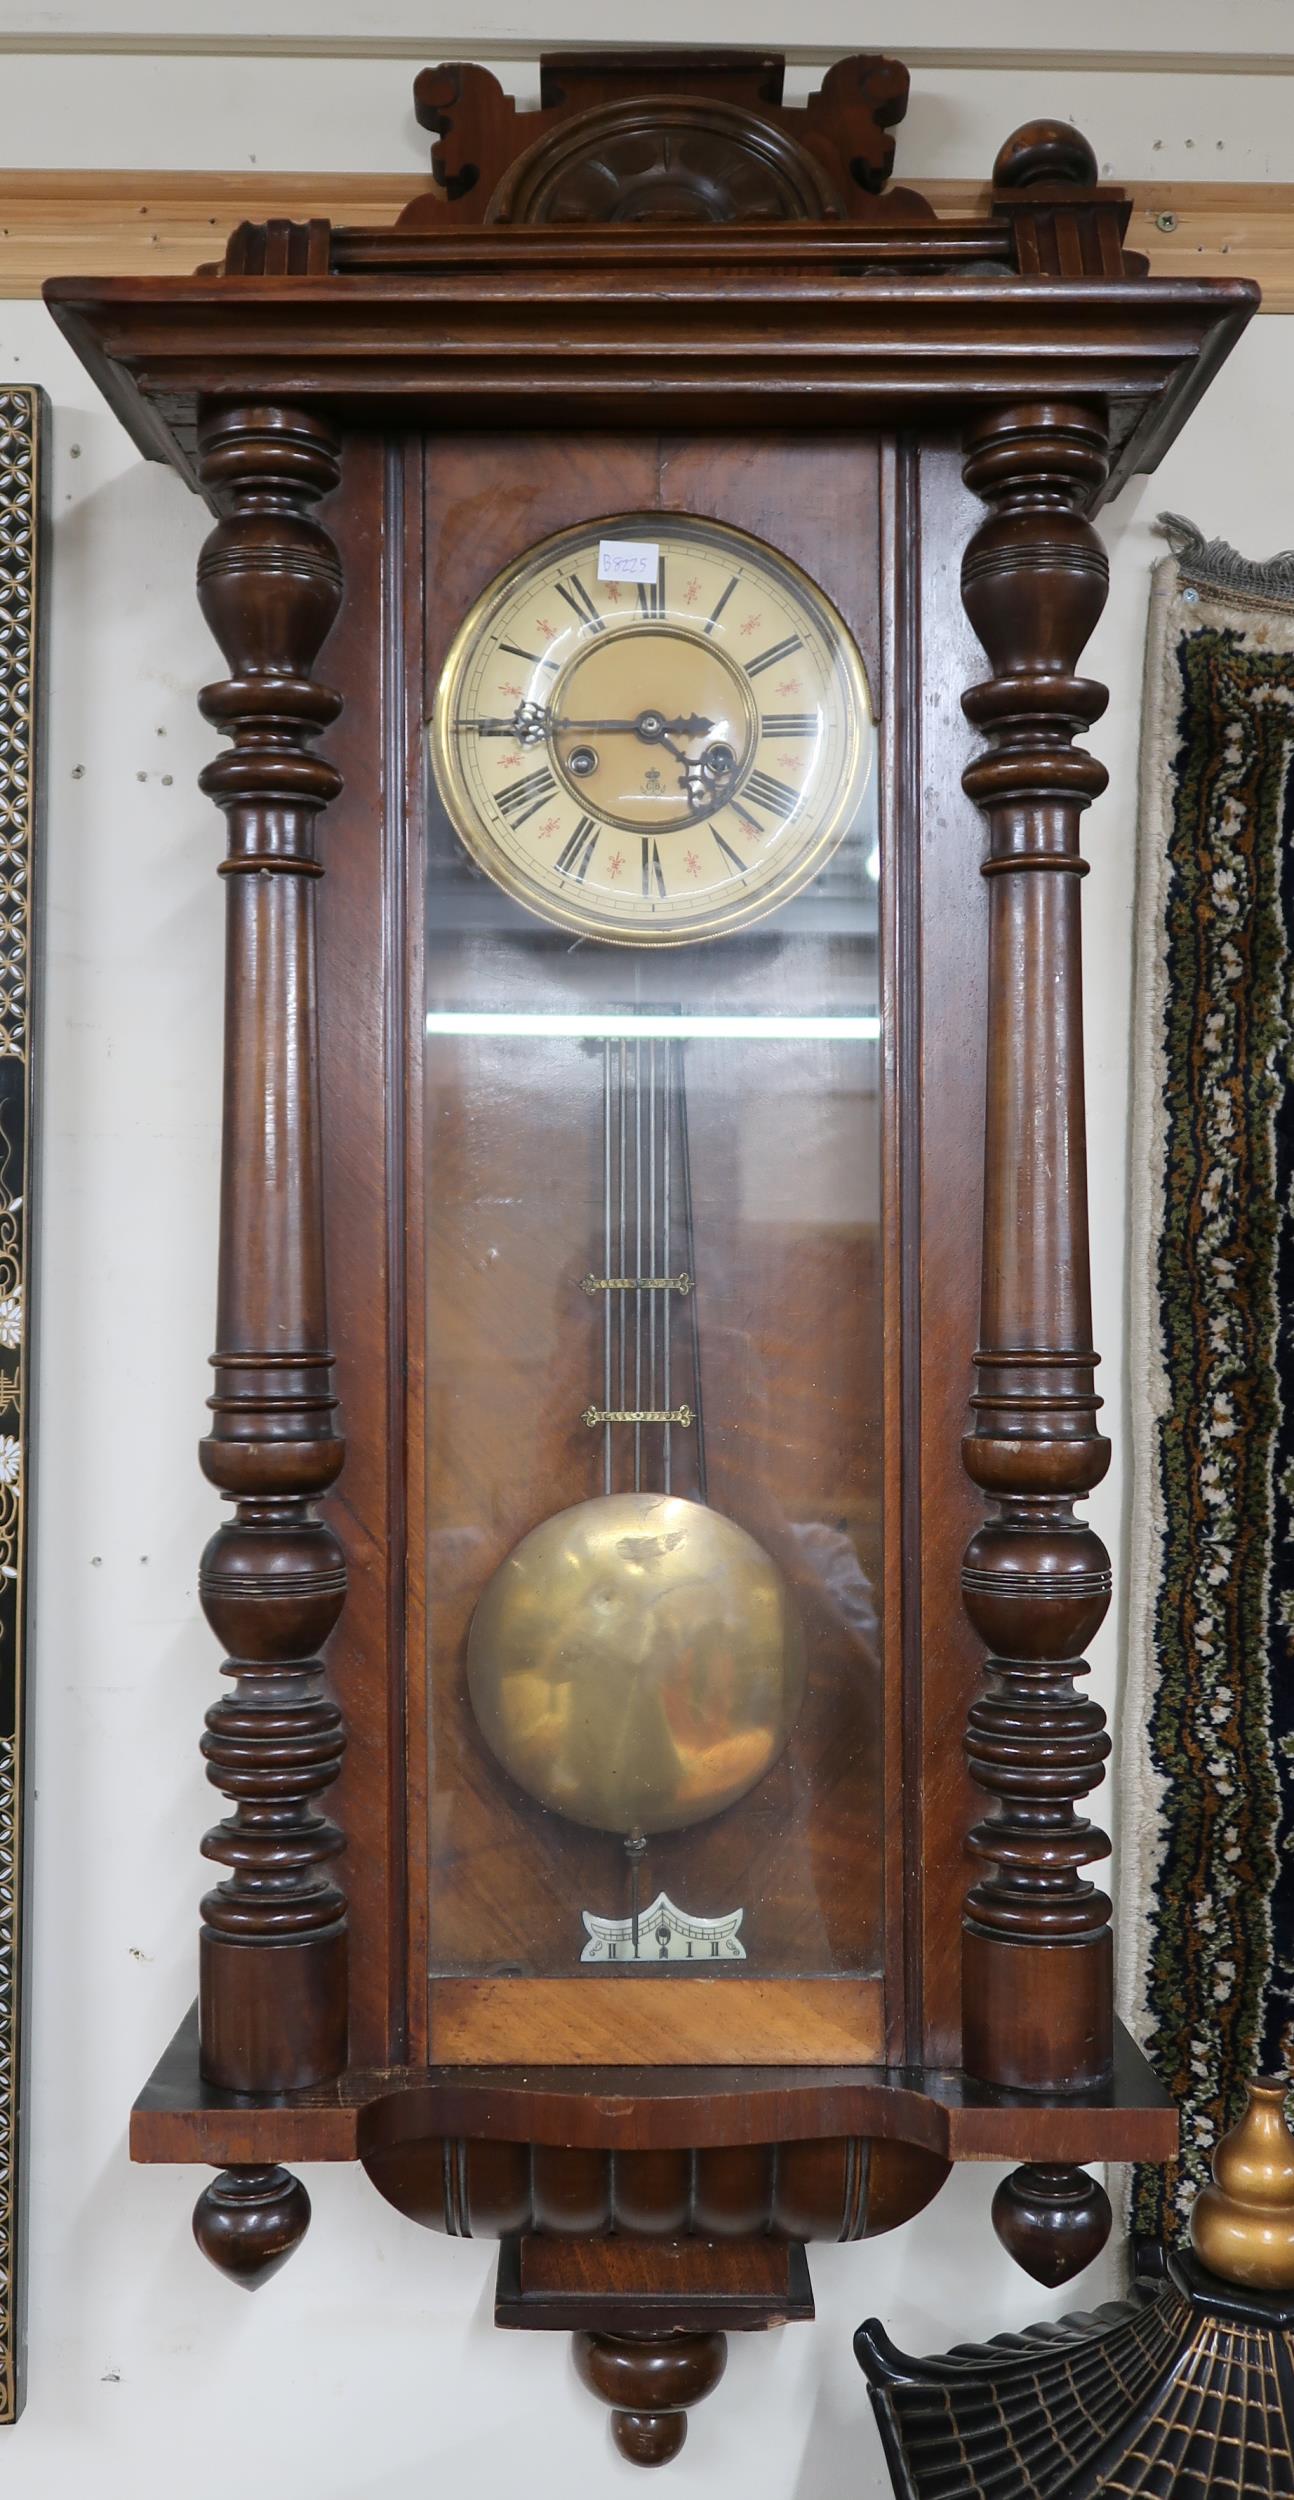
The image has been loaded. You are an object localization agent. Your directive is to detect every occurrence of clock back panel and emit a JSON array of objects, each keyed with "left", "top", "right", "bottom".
[{"left": 316, "top": 426, "right": 987, "bottom": 2072}]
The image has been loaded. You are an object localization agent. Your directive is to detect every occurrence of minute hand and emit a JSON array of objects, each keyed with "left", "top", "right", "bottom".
[{"left": 552, "top": 713, "right": 715, "bottom": 738}]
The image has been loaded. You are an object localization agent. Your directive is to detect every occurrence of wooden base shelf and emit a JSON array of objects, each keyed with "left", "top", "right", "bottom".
[{"left": 132, "top": 2007, "right": 1176, "bottom": 2172}]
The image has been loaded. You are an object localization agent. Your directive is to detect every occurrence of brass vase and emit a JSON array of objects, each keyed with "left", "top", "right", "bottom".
[{"left": 1190, "top": 2074, "right": 1294, "bottom": 2290}]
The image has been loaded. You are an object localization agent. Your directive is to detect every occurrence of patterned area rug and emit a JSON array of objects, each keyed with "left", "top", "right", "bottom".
[{"left": 1121, "top": 516, "right": 1294, "bottom": 2240}]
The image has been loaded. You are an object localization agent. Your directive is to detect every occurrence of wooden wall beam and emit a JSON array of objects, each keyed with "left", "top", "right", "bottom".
[{"left": 3, "top": 170, "right": 1290, "bottom": 304}]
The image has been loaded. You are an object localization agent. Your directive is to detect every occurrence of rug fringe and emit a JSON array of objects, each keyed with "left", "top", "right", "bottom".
[{"left": 1157, "top": 511, "right": 1294, "bottom": 605}]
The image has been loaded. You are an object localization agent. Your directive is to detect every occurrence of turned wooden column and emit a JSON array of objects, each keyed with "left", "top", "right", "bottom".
[
  {"left": 193, "top": 402, "right": 348, "bottom": 2093},
  {"left": 958, "top": 400, "right": 1114, "bottom": 2093}
]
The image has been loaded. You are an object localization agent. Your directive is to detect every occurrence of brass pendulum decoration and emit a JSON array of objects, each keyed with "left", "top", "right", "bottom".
[{"left": 465, "top": 1032, "right": 804, "bottom": 1912}]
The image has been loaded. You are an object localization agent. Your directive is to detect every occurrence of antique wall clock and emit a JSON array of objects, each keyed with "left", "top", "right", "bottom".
[{"left": 47, "top": 51, "right": 1254, "bottom": 2467}]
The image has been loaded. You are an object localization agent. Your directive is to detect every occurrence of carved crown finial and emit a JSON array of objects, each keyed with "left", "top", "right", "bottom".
[
  {"left": 988, "top": 120, "right": 1142, "bottom": 279},
  {"left": 1191, "top": 2075, "right": 1294, "bottom": 2289}
]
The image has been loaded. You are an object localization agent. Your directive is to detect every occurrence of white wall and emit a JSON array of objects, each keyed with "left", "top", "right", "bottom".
[
  {"left": 0, "top": 43, "right": 1293, "bottom": 178},
  {"left": 3, "top": 22, "right": 1292, "bottom": 2497}
]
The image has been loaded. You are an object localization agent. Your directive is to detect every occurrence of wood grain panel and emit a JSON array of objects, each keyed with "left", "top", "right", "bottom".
[
  {"left": 316, "top": 433, "right": 406, "bottom": 2069},
  {"left": 428, "top": 1977, "right": 885, "bottom": 2065},
  {"left": 1, "top": 169, "right": 1281, "bottom": 300},
  {"left": 498, "top": 2235, "right": 814, "bottom": 2332}
]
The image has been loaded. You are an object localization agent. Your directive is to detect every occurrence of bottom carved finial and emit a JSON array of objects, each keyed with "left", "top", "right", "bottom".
[
  {"left": 573, "top": 2328, "right": 727, "bottom": 2467},
  {"left": 991, "top": 2163, "right": 1111, "bottom": 2286},
  {"left": 193, "top": 2164, "right": 312, "bottom": 2290}
]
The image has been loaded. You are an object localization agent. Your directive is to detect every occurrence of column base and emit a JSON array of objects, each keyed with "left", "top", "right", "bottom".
[
  {"left": 200, "top": 1924, "right": 348, "bottom": 2092},
  {"left": 962, "top": 1925, "right": 1112, "bottom": 2093}
]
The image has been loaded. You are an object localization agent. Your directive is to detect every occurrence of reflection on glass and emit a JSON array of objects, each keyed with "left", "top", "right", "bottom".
[{"left": 424, "top": 684, "right": 882, "bottom": 1982}]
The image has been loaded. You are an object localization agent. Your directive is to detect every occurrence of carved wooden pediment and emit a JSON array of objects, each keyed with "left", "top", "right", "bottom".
[
  {"left": 209, "top": 54, "right": 1146, "bottom": 295},
  {"left": 400, "top": 51, "right": 936, "bottom": 227}
]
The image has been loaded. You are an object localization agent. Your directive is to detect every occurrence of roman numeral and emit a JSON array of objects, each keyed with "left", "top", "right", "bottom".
[
  {"left": 555, "top": 815, "right": 600, "bottom": 882},
  {"left": 499, "top": 640, "right": 561, "bottom": 673},
  {"left": 761, "top": 713, "right": 816, "bottom": 736},
  {"left": 711, "top": 825, "right": 747, "bottom": 878},
  {"left": 741, "top": 770, "right": 799, "bottom": 820},
  {"left": 496, "top": 765, "right": 557, "bottom": 826},
  {"left": 705, "top": 575, "right": 738, "bottom": 637},
  {"left": 641, "top": 838, "right": 667, "bottom": 900},
  {"left": 555, "top": 576, "right": 606, "bottom": 634},
  {"left": 746, "top": 635, "right": 803, "bottom": 679},
  {"left": 637, "top": 553, "right": 666, "bottom": 621}
]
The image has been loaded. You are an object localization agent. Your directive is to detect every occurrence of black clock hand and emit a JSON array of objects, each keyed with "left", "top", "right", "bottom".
[{"left": 552, "top": 712, "right": 716, "bottom": 740}]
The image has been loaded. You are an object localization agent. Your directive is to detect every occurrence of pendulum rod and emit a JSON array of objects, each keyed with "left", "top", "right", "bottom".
[
  {"left": 583, "top": 1034, "right": 697, "bottom": 1468},
  {"left": 607, "top": 1045, "right": 617, "bottom": 1490},
  {"left": 663, "top": 1038, "right": 673, "bottom": 1495},
  {"left": 678, "top": 1054, "right": 708, "bottom": 1508},
  {"left": 624, "top": 1045, "right": 634, "bottom": 1470},
  {"left": 584, "top": 1028, "right": 709, "bottom": 1944},
  {"left": 648, "top": 1038, "right": 657, "bottom": 1480},
  {"left": 634, "top": 1040, "right": 644, "bottom": 1491}
]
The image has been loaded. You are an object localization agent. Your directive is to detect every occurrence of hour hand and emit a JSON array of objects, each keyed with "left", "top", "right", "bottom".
[{"left": 469, "top": 696, "right": 549, "bottom": 746}]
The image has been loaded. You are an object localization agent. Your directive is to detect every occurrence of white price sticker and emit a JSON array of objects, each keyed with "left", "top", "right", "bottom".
[{"left": 597, "top": 539, "right": 659, "bottom": 585}]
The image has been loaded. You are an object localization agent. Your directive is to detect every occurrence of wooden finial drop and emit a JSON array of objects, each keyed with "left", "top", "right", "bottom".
[
  {"left": 193, "top": 2165, "right": 312, "bottom": 2290},
  {"left": 1191, "top": 2076, "right": 1294, "bottom": 2289},
  {"left": 573, "top": 2329, "right": 727, "bottom": 2468},
  {"left": 991, "top": 2164, "right": 1112, "bottom": 2286}
]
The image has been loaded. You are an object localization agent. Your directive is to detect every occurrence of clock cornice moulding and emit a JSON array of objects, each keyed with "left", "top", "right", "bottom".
[
  {"left": 46, "top": 249, "right": 1254, "bottom": 510},
  {"left": 44, "top": 45, "right": 1254, "bottom": 502}
]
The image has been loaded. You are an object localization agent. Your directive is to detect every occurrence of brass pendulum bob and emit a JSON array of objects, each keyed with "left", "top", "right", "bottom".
[
  {"left": 466, "top": 1489, "right": 805, "bottom": 1836},
  {"left": 1190, "top": 2074, "right": 1294, "bottom": 2290}
]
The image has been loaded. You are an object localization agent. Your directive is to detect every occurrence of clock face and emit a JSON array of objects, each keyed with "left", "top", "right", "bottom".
[{"left": 430, "top": 512, "right": 874, "bottom": 945}]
